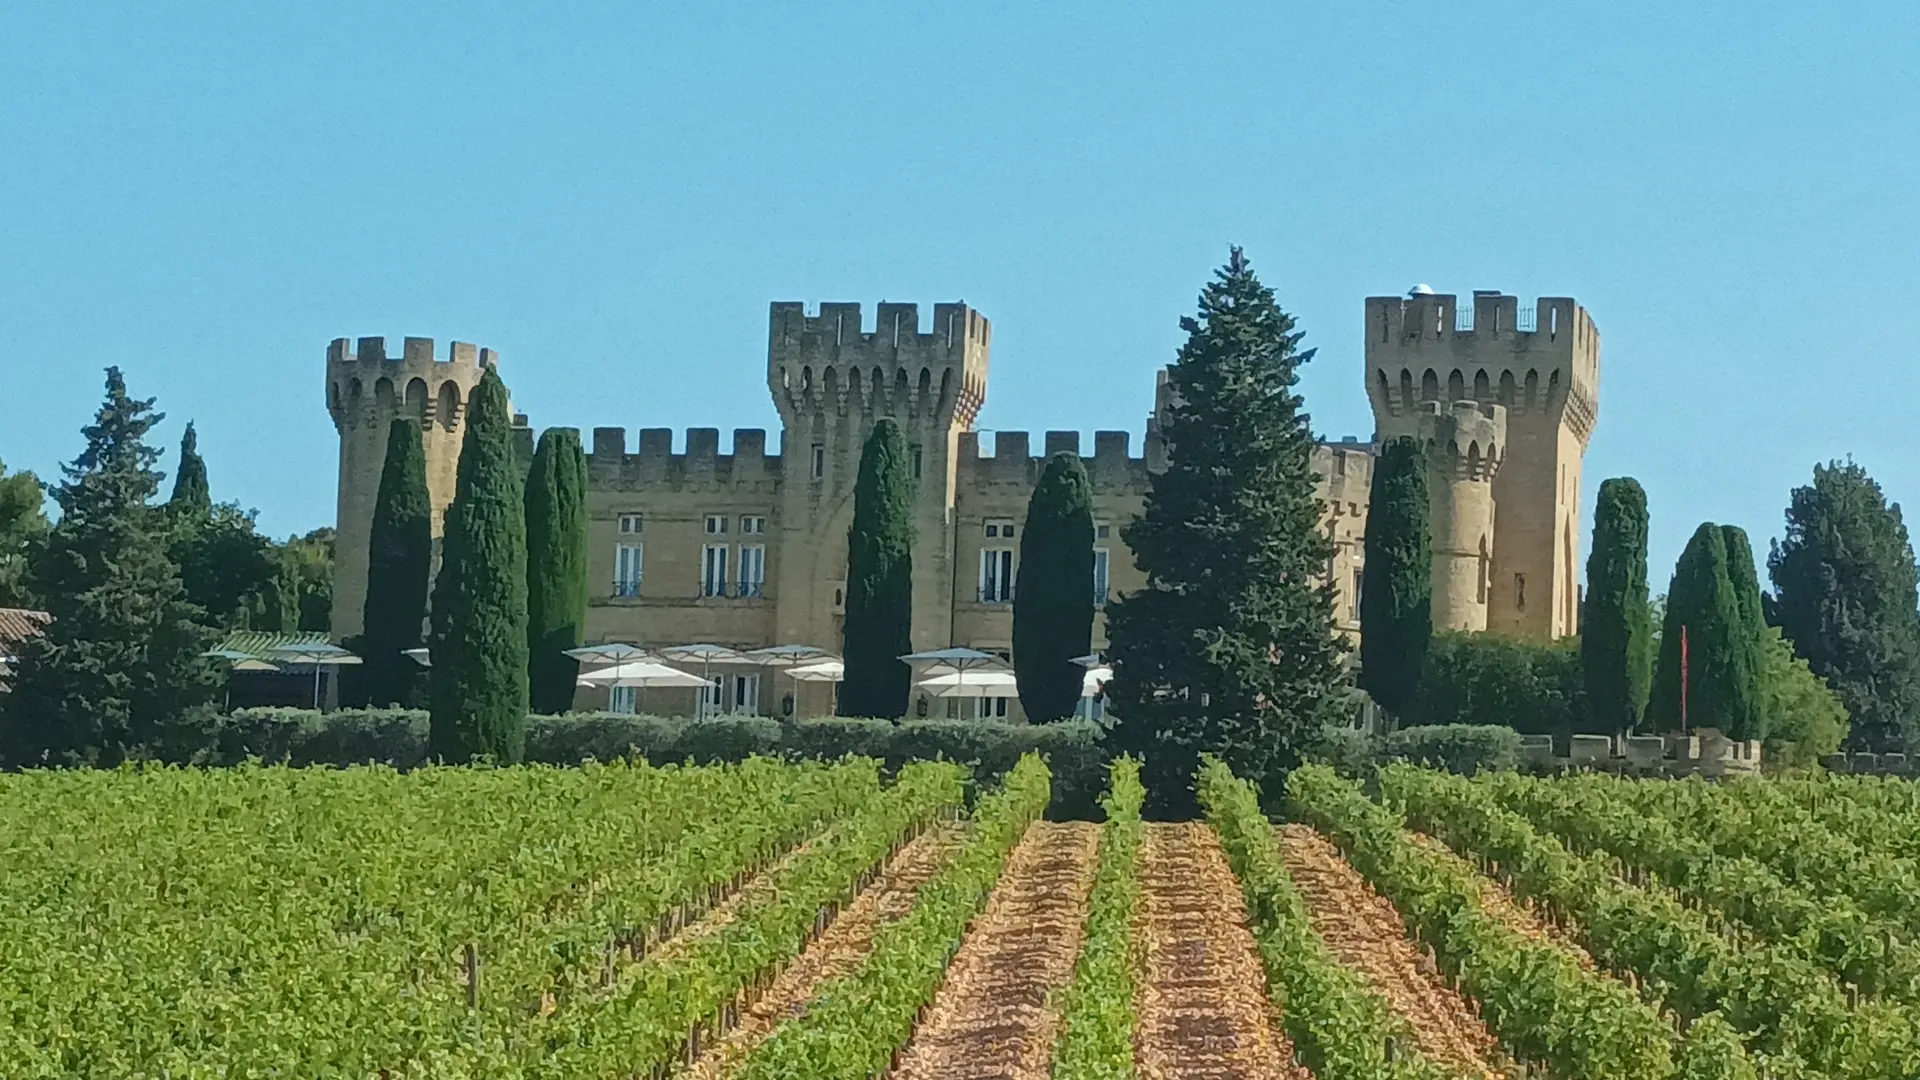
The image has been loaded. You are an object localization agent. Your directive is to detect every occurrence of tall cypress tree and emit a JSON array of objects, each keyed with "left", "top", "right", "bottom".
[
  {"left": 0, "top": 369, "right": 221, "bottom": 767},
  {"left": 1013, "top": 451, "right": 1095, "bottom": 722},
  {"left": 1769, "top": 460, "right": 1920, "bottom": 752},
  {"left": 524, "top": 427, "right": 589, "bottom": 715},
  {"left": 428, "top": 368, "right": 530, "bottom": 762},
  {"left": 1357, "top": 436, "right": 1431, "bottom": 719},
  {"left": 1581, "top": 477, "right": 1653, "bottom": 734},
  {"left": 840, "top": 418, "right": 915, "bottom": 719},
  {"left": 1650, "top": 522, "right": 1763, "bottom": 740},
  {"left": 168, "top": 422, "right": 210, "bottom": 511},
  {"left": 361, "top": 418, "right": 432, "bottom": 708},
  {"left": 1105, "top": 247, "right": 1348, "bottom": 815}
]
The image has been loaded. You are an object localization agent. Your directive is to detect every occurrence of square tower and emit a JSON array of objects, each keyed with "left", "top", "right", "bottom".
[{"left": 1364, "top": 290, "right": 1599, "bottom": 639}]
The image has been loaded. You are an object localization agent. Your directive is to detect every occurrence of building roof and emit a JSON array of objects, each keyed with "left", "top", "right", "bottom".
[
  {"left": 0, "top": 608, "right": 50, "bottom": 654},
  {"left": 214, "top": 629, "right": 332, "bottom": 662}
]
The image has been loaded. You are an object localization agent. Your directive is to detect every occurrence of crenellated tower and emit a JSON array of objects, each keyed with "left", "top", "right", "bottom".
[
  {"left": 1409, "top": 399, "right": 1505, "bottom": 631},
  {"left": 765, "top": 302, "right": 990, "bottom": 651},
  {"left": 325, "top": 336, "right": 498, "bottom": 642},
  {"left": 1365, "top": 290, "right": 1598, "bottom": 638}
]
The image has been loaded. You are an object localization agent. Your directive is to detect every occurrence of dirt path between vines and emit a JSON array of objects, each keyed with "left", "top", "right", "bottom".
[
  {"left": 680, "top": 822, "right": 966, "bottom": 1080},
  {"left": 1134, "top": 822, "right": 1310, "bottom": 1080},
  {"left": 891, "top": 821, "right": 1102, "bottom": 1080},
  {"left": 1403, "top": 830, "right": 1598, "bottom": 970},
  {"left": 1277, "top": 824, "right": 1502, "bottom": 1079}
]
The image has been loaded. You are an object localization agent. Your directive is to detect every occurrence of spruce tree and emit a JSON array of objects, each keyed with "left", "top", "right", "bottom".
[
  {"left": 0, "top": 369, "right": 221, "bottom": 766},
  {"left": 169, "top": 422, "right": 210, "bottom": 511},
  {"left": 524, "top": 427, "right": 589, "bottom": 714},
  {"left": 1357, "top": 436, "right": 1431, "bottom": 719},
  {"left": 1649, "top": 522, "right": 1764, "bottom": 740},
  {"left": 1012, "top": 451, "right": 1095, "bottom": 722},
  {"left": 428, "top": 368, "right": 530, "bottom": 762},
  {"left": 1769, "top": 460, "right": 1920, "bottom": 752},
  {"left": 840, "top": 419, "right": 915, "bottom": 719},
  {"left": 361, "top": 418, "right": 433, "bottom": 708},
  {"left": 1105, "top": 247, "right": 1348, "bottom": 815},
  {"left": 1581, "top": 477, "right": 1653, "bottom": 734}
]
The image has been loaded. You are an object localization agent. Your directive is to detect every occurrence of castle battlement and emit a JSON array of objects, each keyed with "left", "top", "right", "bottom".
[
  {"left": 325, "top": 336, "right": 500, "bottom": 370},
  {"left": 584, "top": 426, "right": 780, "bottom": 490},
  {"left": 769, "top": 301, "right": 989, "bottom": 427},
  {"left": 1364, "top": 293, "right": 1593, "bottom": 354},
  {"left": 954, "top": 430, "right": 1152, "bottom": 491},
  {"left": 1416, "top": 399, "right": 1505, "bottom": 481},
  {"left": 769, "top": 301, "right": 989, "bottom": 356}
]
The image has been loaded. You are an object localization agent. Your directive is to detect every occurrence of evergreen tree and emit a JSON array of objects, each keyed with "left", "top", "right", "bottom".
[
  {"left": 172, "top": 504, "right": 278, "bottom": 631},
  {"left": 428, "top": 368, "right": 530, "bottom": 763},
  {"left": 0, "top": 458, "right": 48, "bottom": 608},
  {"left": 1769, "top": 460, "right": 1920, "bottom": 752},
  {"left": 1581, "top": 477, "right": 1653, "bottom": 734},
  {"left": 168, "top": 422, "right": 210, "bottom": 511},
  {"left": 1357, "top": 436, "right": 1430, "bottom": 718},
  {"left": 1105, "top": 247, "right": 1348, "bottom": 816},
  {"left": 0, "top": 369, "right": 221, "bottom": 766},
  {"left": 1649, "top": 522, "right": 1764, "bottom": 741},
  {"left": 524, "top": 427, "right": 589, "bottom": 714},
  {"left": 257, "top": 528, "right": 334, "bottom": 632},
  {"left": 1012, "top": 451, "right": 1095, "bottom": 722},
  {"left": 840, "top": 419, "right": 915, "bottom": 719},
  {"left": 360, "top": 419, "right": 433, "bottom": 708}
]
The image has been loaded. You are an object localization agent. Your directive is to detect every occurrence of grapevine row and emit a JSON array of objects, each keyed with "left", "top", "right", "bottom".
[
  {"left": 1200, "top": 757, "right": 1462, "bottom": 1080},
  {"left": 1048, "top": 756, "right": 1144, "bottom": 1080},
  {"left": 732, "top": 753, "right": 1053, "bottom": 1080}
]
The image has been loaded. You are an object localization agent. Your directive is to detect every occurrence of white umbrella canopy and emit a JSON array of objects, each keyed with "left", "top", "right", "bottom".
[
  {"left": 575, "top": 661, "right": 711, "bottom": 688},
  {"left": 265, "top": 642, "right": 362, "bottom": 708},
  {"left": 656, "top": 644, "right": 751, "bottom": 718},
  {"left": 1081, "top": 666, "right": 1113, "bottom": 698},
  {"left": 787, "top": 660, "right": 845, "bottom": 682},
  {"left": 916, "top": 669, "right": 1020, "bottom": 698},
  {"left": 564, "top": 642, "right": 653, "bottom": 664},
  {"left": 403, "top": 647, "right": 432, "bottom": 668}
]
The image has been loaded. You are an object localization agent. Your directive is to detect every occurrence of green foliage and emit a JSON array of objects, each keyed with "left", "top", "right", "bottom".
[
  {"left": 1769, "top": 460, "right": 1920, "bottom": 752},
  {"left": 841, "top": 418, "right": 915, "bottom": 719},
  {"left": 1105, "top": 247, "right": 1348, "bottom": 816},
  {"left": 1014, "top": 451, "right": 1096, "bottom": 723},
  {"left": 429, "top": 367, "right": 530, "bottom": 763},
  {"left": 1048, "top": 757, "right": 1143, "bottom": 1079},
  {"left": 0, "top": 457, "right": 49, "bottom": 608},
  {"left": 1357, "top": 435, "right": 1431, "bottom": 718},
  {"left": 1756, "top": 627, "right": 1849, "bottom": 766},
  {"left": 1406, "top": 630, "right": 1586, "bottom": 736},
  {"left": 1651, "top": 523, "right": 1765, "bottom": 741},
  {"left": 523, "top": 427, "right": 589, "bottom": 715},
  {"left": 1583, "top": 477, "right": 1654, "bottom": 733},
  {"left": 0, "top": 369, "right": 222, "bottom": 767},
  {"left": 358, "top": 420, "right": 432, "bottom": 708},
  {"left": 254, "top": 527, "right": 333, "bottom": 632},
  {"left": 1379, "top": 723, "right": 1520, "bottom": 775},
  {"left": 1200, "top": 757, "right": 1453, "bottom": 1080},
  {"left": 171, "top": 502, "right": 279, "bottom": 631},
  {"left": 167, "top": 420, "right": 210, "bottom": 511}
]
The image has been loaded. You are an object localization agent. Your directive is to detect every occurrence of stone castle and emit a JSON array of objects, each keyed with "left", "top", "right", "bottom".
[{"left": 325, "top": 289, "right": 1598, "bottom": 719}]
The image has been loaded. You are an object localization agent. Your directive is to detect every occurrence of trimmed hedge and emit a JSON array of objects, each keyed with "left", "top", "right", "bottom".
[
  {"left": 202, "top": 709, "right": 1106, "bottom": 818},
  {"left": 1379, "top": 723, "right": 1521, "bottom": 776},
  {"left": 1405, "top": 630, "right": 1589, "bottom": 736}
]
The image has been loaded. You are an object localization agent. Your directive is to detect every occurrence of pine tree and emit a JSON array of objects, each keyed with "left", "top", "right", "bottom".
[
  {"left": 1581, "top": 478, "right": 1653, "bottom": 734},
  {"left": 0, "top": 458, "right": 48, "bottom": 608},
  {"left": 428, "top": 368, "right": 530, "bottom": 762},
  {"left": 1770, "top": 460, "right": 1920, "bottom": 752},
  {"left": 360, "top": 418, "right": 432, "bottom": 708},
  {"left": 1650, "top": 522, "right": 1764, "bottom": 740},
  {"left": 840, "top": 419, "right": 915, "bottom": 719},
  {"left": 1357, "top": 436, "right": 1431, "bottom": 719},
  {"left": 1013, "top": 451, "right": 1095, "bottom": 722},
  {"left": 0, "top": 369, "right": 221, "bottom": 766},
  {"left": 168, "top": 422, "right": 210, "bottom": 511},
  {"left": 1105, "top": 247, "right": 1349, "bottom": 816},
  {"left": 524, "top": 427, "right": 589, "bottom": 715}
]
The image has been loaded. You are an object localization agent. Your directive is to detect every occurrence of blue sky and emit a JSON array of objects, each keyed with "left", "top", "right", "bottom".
[{"left": 3, "top": 1, "right": 1917, "bottom": 586}]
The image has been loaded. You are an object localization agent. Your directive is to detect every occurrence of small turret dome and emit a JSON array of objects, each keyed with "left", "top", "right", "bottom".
[{"left": 1408, "top": 284, "right": 1434, "bottom": 297}]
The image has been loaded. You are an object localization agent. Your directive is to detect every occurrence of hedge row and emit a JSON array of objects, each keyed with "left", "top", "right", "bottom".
[{"left": 202, "top": 709, "right": 1107, "bottom": 818}]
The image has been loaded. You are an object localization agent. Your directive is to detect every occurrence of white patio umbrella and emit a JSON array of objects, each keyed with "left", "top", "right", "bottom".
[
  {"left": 915, "top": 669, "right": 1020, "bottom": 697},
  {"left": 1080, "top": 665, "right": 1113, "bottom": 697},
  {"left": 657, "top": 644, "right": 746, "bottom": 718},
  {"left": 403, "top": 647, "right": 432, "bottom": 667},
  {"left": 564, "top": 642, "right": 654, "bottom": 665},
  {"left": 265, "top": 642, "right": 363, "bottom": 709},
  {"left": 748, "top": 645, "right": 838, "bottom": 719},
  {"left": 576, "top": 660, "right": 711, "bottom": 715},
  {"left": 786, "top": 659, "right": 845, "bottom": 717}
]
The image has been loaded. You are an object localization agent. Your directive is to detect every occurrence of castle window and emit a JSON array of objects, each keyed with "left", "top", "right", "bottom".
[
  {"left": 1096, "top": 523, "right": 1111, "bottom": 540},
  {"left": 979, "top": 547, "right": 1014, "bottom": 604},
  {"left": 609, "top": 686, "right": 638, "bottom": 715},
  {"left": 738, "top": 544, "right": 766, "bottom": 598},
  {"left": 613, "top": 543, "right": 643, "bottom": 598},
  {"left": 701, "top": 544, "right": 730, "bottom": 598},
  {"left": 704, "top": 514, "right": 729, "bottom": 535},
  {"left": 911, "top": 445, "right": 923, "bottom": 479},
  {"left": 1515, "top": 572, "right": 1527, "bottom": 612},
  {"left": 618, "top": 513, "right": 643, "bottom": 535},
  {"left": 977, "top": 695, "right": 1010, "bottom": 720},
  {"left": 985, "top": 519, "right": 1015, "bottom": 539},
  {"left": 1093, "top": 548, "right": 1110, "bottom": 608},
  {"left": 741, "top": 515, "right": 767, "bottom": 535},
  {"left": 811, "top": 445, "right": 825, "bottom": 480}
]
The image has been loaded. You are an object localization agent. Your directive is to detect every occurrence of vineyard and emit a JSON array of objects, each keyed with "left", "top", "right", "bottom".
[{"left": 5, "top": 758, "right": 1920, "bottom": 1079}]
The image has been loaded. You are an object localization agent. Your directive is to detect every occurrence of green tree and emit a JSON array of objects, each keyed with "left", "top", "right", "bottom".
[
  {"left": 428, "top": 368, "right": 530, "bottom": 762},
  {"left": 1356, "top": 435, "right": 1430, "bottom": 718},
  {"left": 168, "top": 421, "right": 210, "bottom": 511},
  {"left": 360, "top": 419, "right": 433, "bottom": 708},
  {"left": 1408, "top": 631, "right": 1588, "bottom": 736},
  {"left": 0, "top": 369, "right": 221, "bottom": 766},
  {"left": 1769, "top": 461, "right": 1920, "bottom": 752},
  {"left": 1581, "top": 478, "right": 1653, "bottom": 734},
  {"left": 1013, "top": 451, "right": 1095, "bottom": 722},
  {"left": 840, "top": 418, "right": 915, "bottom": 719},
  {"left": 1757, "top": 626, "right": 1850, "bottom": 767},
  {"left": 524, "top": 427, "right": 589, "bottom": 714},
  {"left": 1649, "top": 522, "right": 1764, "bottom": 741},
  {"left": 1105, "top": 247, "right": 1349, "bottom": 815},
  {"left": 255, "top": 528, "right": 334, "bottom": 632},
  {"left": 0, "top": 458, "right": 49, "bottom": 608}
]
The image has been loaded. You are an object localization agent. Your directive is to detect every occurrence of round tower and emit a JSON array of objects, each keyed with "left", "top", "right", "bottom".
[
  {"left": 325, "top": 336, "right": 497, "bottom": 642},
  {"left": 1415, "top": 399, "right": 1506, "bottom": 632}
]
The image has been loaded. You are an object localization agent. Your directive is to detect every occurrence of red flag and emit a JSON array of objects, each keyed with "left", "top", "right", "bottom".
[{"left": 1679, "top": 624, "right": 1690, "bottom": 733}]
